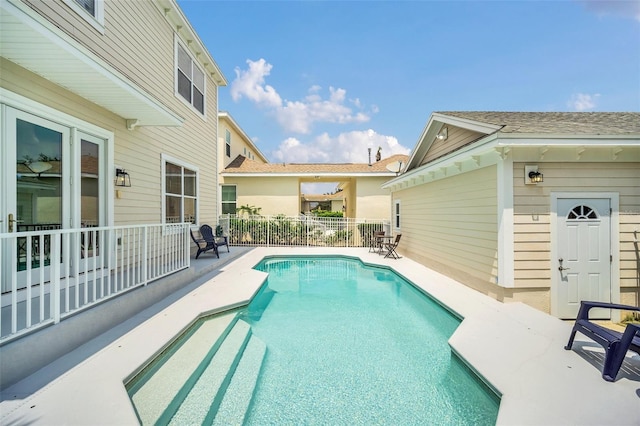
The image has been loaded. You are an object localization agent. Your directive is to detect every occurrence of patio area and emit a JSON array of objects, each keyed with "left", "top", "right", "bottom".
[{"left": 1, "top": 247, "right": 639, "bottom": 425}]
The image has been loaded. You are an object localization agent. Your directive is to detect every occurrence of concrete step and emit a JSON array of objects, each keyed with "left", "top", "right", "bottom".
[
  {"left": 129, "top": 312, "right": 236, "bottom": 425},
  {"left": 168, "top": 319, "right": 252, "bottom": 425},
  {"left": 212, "top": 334, "right": 267, "bottom": 425}
]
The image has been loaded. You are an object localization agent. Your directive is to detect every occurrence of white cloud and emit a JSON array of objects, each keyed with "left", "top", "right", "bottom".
[
  {"left": 579, "top": 0, "right": 640, "bottom": 22},
  {"left": 270, "top": 129, "right": 411, "bottom": 164},
  {"left": 230, "top": 58, "right": 282, "bottom": 108},
  {"left": 568, "top": 93, "right": 600, "bottom": 111},
  {"left": 232, "top": 59, "right": 372, "bottom": 134}
]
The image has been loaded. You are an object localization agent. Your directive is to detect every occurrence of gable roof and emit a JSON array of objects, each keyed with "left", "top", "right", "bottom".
[
  {"left": 435, "top": 111, "right": 640, "bottom": 134},
  {"left": 406, "top": 111, "right": 640, "bottom": 172},
  {"left": 222, "top": 154, "right": 409, "bottom": 177}
]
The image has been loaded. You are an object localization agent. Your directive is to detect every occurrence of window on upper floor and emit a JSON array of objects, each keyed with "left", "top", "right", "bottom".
[
  {"left": 176, "top": 41, "right": 205, "bottom": 116},
  {"left": 225, "top": 130, "right": 231, "bottom": 157},
  {"left": 63, "top": 0, "right": 104, "bottom": 31},
  {"left": 221, "top": 185, "right": 237, "bottom": 215},
  {"left": 163, "top": 156, "right": 198, "bottom": 224}
]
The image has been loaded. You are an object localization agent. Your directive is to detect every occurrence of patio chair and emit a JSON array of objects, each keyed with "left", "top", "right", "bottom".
[
  {"left": 190, "top": 226, "right": 219, "bottom": 259},
  {"left": 564, "top": 300, "right": 640, "bottom": 382},
  {"left": 383, "top": 233, "right": 402, "bottom": 259},
  {"left": 369, "top": 230, "right": 385, "bottom": 253}
]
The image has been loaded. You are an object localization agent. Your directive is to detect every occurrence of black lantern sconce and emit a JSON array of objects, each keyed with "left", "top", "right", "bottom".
[
  {"left": 115, "top": 168, "right": 131, "bottom": 187},
  {"left": 525, "top": 165, "right": 543, "bottom": 184}
]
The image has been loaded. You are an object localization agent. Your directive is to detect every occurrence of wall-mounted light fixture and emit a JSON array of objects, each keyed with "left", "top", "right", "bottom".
[
  {"left": 524, "top": 165, "right": 543, "bottom": 184},
  {"left": 115, "top": 168, "right": 131, "bottom": 187},
  {"left": 436, "top": 126, "right": 448, "bottom": 141}
]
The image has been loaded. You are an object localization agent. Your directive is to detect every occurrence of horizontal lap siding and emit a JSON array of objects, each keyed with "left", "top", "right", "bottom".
[
  {"left": 513, "top": 162, "right": 640, "bottom": 301},
  {"left": 394, "top": 166, "right": 498, "bottom": 291},
  {"left": 5, "top": 0, "right": 220, "bottom": 226}
]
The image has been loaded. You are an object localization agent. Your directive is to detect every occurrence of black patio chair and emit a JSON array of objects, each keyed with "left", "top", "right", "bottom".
[
  {"left": 190, "top": 226, "right": 219, "bottom": 259},
  {"left": 565, "top": 300, "right": 640, "bottom": 381}
]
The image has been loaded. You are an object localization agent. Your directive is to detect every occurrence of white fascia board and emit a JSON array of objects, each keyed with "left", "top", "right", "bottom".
[
  {"left": 383, "top": 134, "right": 500, "bottom": 189},
  {"left": 496, "top": 134, "right": 640, "bottom": 146},
  {"left": 432, "top": 112, "right": 503, "bottom": 134},
  {"left": 155, "top": 0, "right": 227, "bottom": 86},
  {"left": 2, "top": 0, "right": 184, "bottom": 127}
]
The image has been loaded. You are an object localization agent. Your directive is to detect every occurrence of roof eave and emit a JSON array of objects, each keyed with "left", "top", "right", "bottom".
[{"left": 1, "top": 0, "right": 184, "bottom": 127}]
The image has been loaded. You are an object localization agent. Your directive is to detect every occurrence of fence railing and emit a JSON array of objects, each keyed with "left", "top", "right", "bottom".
[
  {"left": 0, "top": 223, "right": 190, "bottom": 343},
  {"left": 218, "top": 215, "right": 390, "bottom": 248}
]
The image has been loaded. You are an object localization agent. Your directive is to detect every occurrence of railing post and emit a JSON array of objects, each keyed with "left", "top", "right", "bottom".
[
  {"left": 185, "top": 223, "right": 191, "bottom": 268},
  {"left": 142, "top": 225, "right": 148, "bottom": 286},
  {"left": 51, "top": 233, "right": 61, "bottom": 324}
]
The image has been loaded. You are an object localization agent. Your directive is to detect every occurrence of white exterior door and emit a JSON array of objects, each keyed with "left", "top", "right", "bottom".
[
  {"left": 1, "top": 105, "right": 107, "bottom": 290},
  {"left": 556, "top": 198, "right": 611, "bottom": 319}
]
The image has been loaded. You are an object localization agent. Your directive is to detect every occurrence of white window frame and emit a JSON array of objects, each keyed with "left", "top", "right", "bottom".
[
  {"left": 62, "top": 0, "right": 105, "bottom": 33},
  {"left": 161, "top": 154, "right": 199, "bottom": 225},
  {"left": 221, "top": 184, "right": 237, "bottom": 215},
  {"left": 174, "top": 37, "right": 206, "bottom": 118},
  {"left": 394, "top": 200, "right": 401, "bottom": 231},
  {"left": 225, "top": 130, "right": 231, "bottom": 158}
]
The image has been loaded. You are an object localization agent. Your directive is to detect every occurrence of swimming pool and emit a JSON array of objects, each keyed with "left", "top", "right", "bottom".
[{"left": 128, "top": 256, "right": 499, "bottom": 425}]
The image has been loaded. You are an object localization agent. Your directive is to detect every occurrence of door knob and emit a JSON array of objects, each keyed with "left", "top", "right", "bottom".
[
  {"left": 558, "top": 258, "right": 570, "bottom": 272},
  {"left": 8, "top": 214, "right": 23, "bottom": 232}
]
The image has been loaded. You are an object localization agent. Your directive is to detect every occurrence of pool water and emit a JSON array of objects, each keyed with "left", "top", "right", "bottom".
[
  {"left": 242, "top": 257, "right": 499, "bottom": 424},
  {"left": 127, "top": 256, "right": 499, "bottom": 425}
]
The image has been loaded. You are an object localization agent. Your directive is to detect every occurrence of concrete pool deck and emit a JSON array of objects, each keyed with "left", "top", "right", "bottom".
[{"left": 1, "top": 247, "right": 639, "bottom": 425}]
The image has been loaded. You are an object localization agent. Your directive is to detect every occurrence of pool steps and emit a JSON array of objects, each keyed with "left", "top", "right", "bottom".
[{"left": 129, "top": 313, "right": 266, "bottom": 425}]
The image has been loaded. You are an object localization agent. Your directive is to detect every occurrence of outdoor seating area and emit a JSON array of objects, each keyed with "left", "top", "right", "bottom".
[
  {"left": 564, "top": 301, "right": 640, "bottom": 382},
  {"left": 370, "top": 231, "right": 402, "bottom": 259}
]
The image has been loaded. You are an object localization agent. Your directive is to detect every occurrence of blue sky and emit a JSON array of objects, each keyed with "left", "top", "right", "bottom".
[{"left": 178, "top": 0, "right": 640, "bottom": 165}]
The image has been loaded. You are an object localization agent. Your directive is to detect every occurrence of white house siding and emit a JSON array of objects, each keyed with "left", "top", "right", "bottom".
[
  {"left": 419, "top": 127, "right": 483, "bottom": 165},
  {"left": 392, "top": 166, "right": 499, "bottom": 297},
  {"left": 513, "top": 162, "right": 640, "bottom": 308},
  {"left": 2, "top": 1, "right": 221, "bottom": 226},
  {"left": 24, "top": 0, "right": 178, "bottom": 113}
]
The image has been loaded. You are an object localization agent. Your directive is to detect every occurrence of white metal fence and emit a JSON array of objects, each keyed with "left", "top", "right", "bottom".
[
  {"left": 0, "top": 223, "right": 190, "bottom": 343},
  {"left": 218, "top": 215, "right": 390, "bottom": 248}
]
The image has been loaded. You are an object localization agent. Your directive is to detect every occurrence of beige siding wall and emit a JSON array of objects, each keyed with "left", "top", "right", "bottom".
[
  {"left": 218, "top": 118, "right": 266, "bottom": 171},
  {"left": 419, "top": 127, "right": 483, "bottom": 165},
  {"left": 226, "top": 177, "right": 300, "bottom": 216},
  {"left": 24, "top": 0, "right": 192, "bottom": 117},
  {"left": 355, "top": 177, "right": 393, "bottom": 220},
  {"left": 2, "top": 52, "right": 219, "bottom": 227},
  {"left": 393, "top": 166, "right": 500, "bottom": 296},
  {"left": 513, "top": 162, "right": 640, "bottom": 307}
]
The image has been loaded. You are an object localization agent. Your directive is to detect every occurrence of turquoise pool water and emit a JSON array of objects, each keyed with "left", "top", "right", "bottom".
[
  {"left": 242, "top": 257, "right": 499, "bottom": 424},
  {"left": 128, "top": 256, "right": 499, "bottom": 425}
]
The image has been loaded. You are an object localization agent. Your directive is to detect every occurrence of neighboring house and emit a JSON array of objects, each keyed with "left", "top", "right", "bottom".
[
  {"left": 217, "top": 111, "right": 269, "bottom": 215},
  {"left": 221, "top": 154, "right": 408, "bottom": 220},
  {"left": 1, "top": 0, "right": 226, "bottom": 235},
  {"left": 384, "top": 112, "right": 640, "bottom": 319}
]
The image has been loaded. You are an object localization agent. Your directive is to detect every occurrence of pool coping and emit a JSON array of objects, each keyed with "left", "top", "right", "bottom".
[{"left": 1, "top": 247, "right": 639, "bottom": 425}]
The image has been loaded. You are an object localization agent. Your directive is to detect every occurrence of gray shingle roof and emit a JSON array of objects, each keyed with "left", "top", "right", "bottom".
[{"left": 437, "top": 112, "right": 640, "bottom": 135}]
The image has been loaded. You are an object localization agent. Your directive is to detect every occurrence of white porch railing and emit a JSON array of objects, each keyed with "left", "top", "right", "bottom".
[
  {"left": 218, "top": 215, "right": 390, "bottom": 248},
  {"left": 0, "top": 223, "right": 190, "bottom": 343}
]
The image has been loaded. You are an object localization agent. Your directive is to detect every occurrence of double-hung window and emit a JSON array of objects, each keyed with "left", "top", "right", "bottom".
[
  {"left": 163, "top": 156, "right": 198, "bottom": 224},
  {"left": 221, "top": 185, "right": 237, "bottom": 215},
  {"left": 225, "top": 130, "right": 231, "bottom": 157},
  {"left": 64, "top": 0, "right": 104, "bottom": 30},
  {"left": 176, "top": 42, "right": 205, "bottom": 115},
  {"left": 394, "top": 200, "right": 401, "bottom": 230}
]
